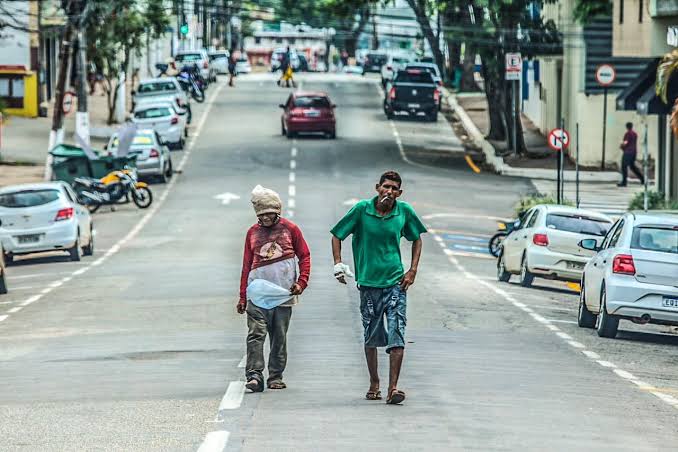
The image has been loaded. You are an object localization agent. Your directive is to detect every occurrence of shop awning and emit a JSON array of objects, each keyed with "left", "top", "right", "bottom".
[{"left": 616, "top": 58, "right": 677, "bottom": 115}]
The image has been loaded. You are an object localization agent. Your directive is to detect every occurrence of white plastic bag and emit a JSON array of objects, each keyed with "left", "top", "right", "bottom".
[{"left": 246, "top": 279, "right": 292, "bottom": 309}]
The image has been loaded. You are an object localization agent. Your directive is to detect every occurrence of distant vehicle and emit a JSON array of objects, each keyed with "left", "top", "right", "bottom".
[
  {"left": 297, "top": 54, "right": 309, "bottom": 72},
  {"left": 133, "top": 78, "right": 190, "bottom": 114},
  {"left": 0, "top": 182, "right": 94, "bottom": 263},
  {"left": 578, "top": 212, "right": 678, "bottom": 338},
  {"left": 132, "top": 102, "right": 188, "bottom": 150},
  {"left": 271, "top": 48, "right": 300, "bottom": 72},
  {"left": 381, "top": 54, "right": 412, "bottom": 87},
  {"left": 383, "top": 69, "right": 440, "bottom": 121},
  {"left": 106, "top": 129, "right": 173, "bottom": 183},
  {"left": 236, "top": 54, "right": 252, "bottom": 74},
  {"left": 208, "top": 50, "right": 230, "bottom": 74},
  {"left": 280, "top": 92, "right": 336, "bottom": 139},
  {"left": 175, "top": 49, "right": 216, "bottom": 84},
  {"left": 342, "top": 65, "right": 364, "bottom": 75},
  {"left": 363, "top": 52, "right": 388, "bottom": 74},
  {"left": 497, "top": 205, "right": 613, "bottom": 287},
  {"left": 406, "top": 62, "right": 442, "bottom": 86}
]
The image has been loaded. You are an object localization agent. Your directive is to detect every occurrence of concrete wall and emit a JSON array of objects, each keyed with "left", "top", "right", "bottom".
[{"left": 612, "top": 0, "right": 675, "bottom": 57}]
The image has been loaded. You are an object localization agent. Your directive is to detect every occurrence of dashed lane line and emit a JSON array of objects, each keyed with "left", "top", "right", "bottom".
[{"left": 197, "top": 431, "right": 230, "bottom": 452}]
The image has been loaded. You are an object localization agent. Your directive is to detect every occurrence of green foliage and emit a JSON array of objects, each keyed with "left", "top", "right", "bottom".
[
  {"left": 657, "top": 49, "right": 678, "bottom": 104},
  {"left": 628, "top": 191, "right": 678, "bottom": 211},
  {"left": 573, "top": 0, "right": 612, "bottom": 24},
  {"left": 514, "top": 193, "right": 573, "bottom": 217}
]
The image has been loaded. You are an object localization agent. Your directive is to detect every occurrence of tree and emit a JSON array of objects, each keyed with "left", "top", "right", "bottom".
[
  {"left": 405, "top": 0, "right": 446, "bottom": 81},
  {"left": 656, "top": 49, "right": 678, "bottom": 138},
  {"left": 85, "top": 0, "right": 168, "bottom": 124}
]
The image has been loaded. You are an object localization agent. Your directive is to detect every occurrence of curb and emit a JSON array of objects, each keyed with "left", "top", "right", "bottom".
[{"left": 442, "top": 87, "right": 622, "bottom": 183}]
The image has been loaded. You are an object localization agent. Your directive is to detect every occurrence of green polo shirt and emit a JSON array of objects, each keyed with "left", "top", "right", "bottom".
[{"left": 331, "top": 197, "right": 427, "bottom": 288}]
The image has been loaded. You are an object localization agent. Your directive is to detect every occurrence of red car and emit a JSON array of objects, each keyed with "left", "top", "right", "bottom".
[{"left": 280, "top": 92, "right": 336, "bottom": 139}]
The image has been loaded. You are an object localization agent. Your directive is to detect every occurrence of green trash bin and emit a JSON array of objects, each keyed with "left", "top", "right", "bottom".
[
  {"left": 89, "top": 155, "right": 137, "bottom": 179},
  {"left": 50, "top": 144, "right": 136, "bottom": 184}
]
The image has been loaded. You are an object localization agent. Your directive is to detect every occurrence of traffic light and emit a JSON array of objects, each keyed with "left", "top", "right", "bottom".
[{"left": 180, "top": 23, "right": 189, "bottom": 36}]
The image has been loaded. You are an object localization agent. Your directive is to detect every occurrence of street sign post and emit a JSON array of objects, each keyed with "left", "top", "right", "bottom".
[
  {"left": 596, "top": 64, "right": 616, "bottom": 170},
  {"left": 505, "top": 53, "right": 522, "bottom": 152},
  {"left": 62, "top": 91, "right": 74, "bottom": 115},
  {"left": 548, "top": 126, "right": 570, "bottom": 203}
]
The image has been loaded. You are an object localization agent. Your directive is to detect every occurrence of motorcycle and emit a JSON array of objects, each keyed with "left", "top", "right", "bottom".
[
  {"left": 177, "top": 64, "right": 206, "bottom": 103},
  {"left": 488, "top": 219, "right": 519, "bottom": 257},
  {"left": 73, "top": 169, "right": 153, "bottom": 214}
]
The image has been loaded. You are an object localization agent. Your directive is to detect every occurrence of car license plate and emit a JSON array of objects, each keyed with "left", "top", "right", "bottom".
[
  {"left": 662, "top": 297, "right": 678, "bottom": 308},
  {"left": 567, "top": 262, "right": 585, "bottom": 270},
  {"left": 17, "top": 234, "right": 41, "bottom": 244},
  {"left": 408, "top": 103, "right": 420, "bottom": 108},
  {"left": 304, "top": 110, "right": 320, "bottom": 117}
]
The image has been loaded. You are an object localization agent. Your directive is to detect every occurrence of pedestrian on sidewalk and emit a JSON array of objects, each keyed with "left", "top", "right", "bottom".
[
  {"left": 330, "top": 171, "right": 427, "bottom": 405},
  {"left": 618, "top": 122, "right": 645, "bottom": 187},
  {"left": 238, "top": 185, "right": 311, "bottom": 393},
  {"left": 228, "top": 49, "right": 237, "bottom": 87}
]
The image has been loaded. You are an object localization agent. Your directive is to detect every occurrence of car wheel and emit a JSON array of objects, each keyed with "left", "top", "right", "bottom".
[
  {"left": 577, "top": 280, "right": 597, "bottom": 328},
  {"left": 281, "top": 121, "right": 287, "bottom": 136},
  {"left": 386, "top": 110, "right": 394, "bottom": 120},
  {"left": 519, "top": 255, "right": 534, "bottom": 287},
  {"left": 68, "top": 234, "right": 82, "bottom": 262},
  {"left": 497, "top": 253, "right": 511, "bottom": 282},
  {"left": 83, "top": 226, "right": 94, "bottom": 257},
  {"left": 4, "top": 253, "right": 13, "bottom": 266},
  {"left": 327, "top": 130, "right": 336, "bottom": 139},
  {"left": 157, "top": 166, "right": 168, "bottom": 184},
  {"left": 428, "top": 111, "right": 438, "bottom": 122},
  {"left": 166, "top": 161, "right": 173, "bottom": 180},
  {"left": 596, "top": 286, "right": 619, "bottom": 338},
  {"left": 488, "top": 233, "right": 506, "bottom": 257}
]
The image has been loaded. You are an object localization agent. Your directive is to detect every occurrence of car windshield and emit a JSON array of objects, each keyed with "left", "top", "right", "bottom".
[
  {"left": 176, "top": 53, "right": 203, "bottom": 62},
  {"left": 209, "top": 53, "right": 228, "bottom": 61},
  {"left": 135, "top": 107, "right": 171, "bottom": 119},
  {"left": 545, "top": 214, "right": 611, "bottom": 236},
  {"left": 0, "top": 189, "right": 60, "bottom": 208},
  {"left": 294, "top": 96, "right": 331, "bottom": 108},
  {"left": 631, "top": 226, "right": 678, "bottom": 254},
  {"left": 138, "top": 81, "right": 176, "bottom": 93},
  {"left": 110, "top": 133, "right": 155, "bottom": 148},
  {"left": 395, "top": 71, "right": 435, "bottom": 84},
  {"left": 393, "top": 58, "right": 410, "bottom": 64},
  {"left": 367, "top": 54, "right": 387, "bottom": 64},
  {"left": 408, "top": 66, "right": 439, "bottom": 77}
]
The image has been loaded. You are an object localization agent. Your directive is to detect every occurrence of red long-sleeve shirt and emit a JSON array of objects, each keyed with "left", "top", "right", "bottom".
[{"left": 239, "top": 218, "right": 311, "bottom": 302}]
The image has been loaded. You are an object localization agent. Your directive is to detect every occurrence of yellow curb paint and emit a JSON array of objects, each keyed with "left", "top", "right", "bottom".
[{"left": 464, "top": 155, "right": 481, "bottom": 173}]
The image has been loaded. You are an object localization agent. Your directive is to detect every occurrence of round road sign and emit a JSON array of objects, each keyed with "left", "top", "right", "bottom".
[
  {"left": 548, "top": 128, "right": 570, "bottom": 151},
  {"left": 62, "top": 91, "right": 74, "bottom": 115},
  {"left": 595, "top": 64, "right": 616, "bottom": 87}
]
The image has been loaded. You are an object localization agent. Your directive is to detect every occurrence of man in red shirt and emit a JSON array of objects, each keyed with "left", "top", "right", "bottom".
[
  {"left": 618, "top": 122, "right": 645, "bottom": 187},
  {"left": 237, "top": 186, "right": 311, "bottom": 392}
]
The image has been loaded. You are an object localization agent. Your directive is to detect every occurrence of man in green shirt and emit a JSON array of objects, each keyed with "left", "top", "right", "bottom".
[{"left": 330, "top": 170, "right": 427, "bottom": 405}]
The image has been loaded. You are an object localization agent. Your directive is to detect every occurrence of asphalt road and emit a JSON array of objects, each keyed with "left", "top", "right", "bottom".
[{"left": 1, "top": 73, "right": 678, "bottom": 451}]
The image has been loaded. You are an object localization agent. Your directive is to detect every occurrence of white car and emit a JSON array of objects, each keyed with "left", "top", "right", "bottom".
[
  {"left": 406, "top": 62, "right": 442, "bottom": 86},
  {"left": 0, "top": 182, "right": 94, "bottom": 263},
  {"left": 132, "top": 102, "right": 187, "bottom": 149},
  {"left": 106, "top": 129, "right": 173, "bottom": 183},
  {"left": 208, "top": 50, "right": 230, "bottom": 74},
  {"left": 235, "top": 55, "right": 252, "bottom": 74},
  {"left": 381, "top": 54, "right": 413, "bottom": 87},
  {"left": 578, "top": 212, "right": 678, "bottom": 338},
  {"left": 497, "top": 205, "right": 613, "bottom": 286},
  {"left": 175, "top": 49, "right": 216, "bottom": 83}
]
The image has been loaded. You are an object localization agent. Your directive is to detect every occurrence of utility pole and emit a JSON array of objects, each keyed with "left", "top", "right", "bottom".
[
  {"left": 75, "top": 0, "right": 90, "bottom": 149},
  {"left": 46, "top": 0, "right": 76, "bottom": 180}
]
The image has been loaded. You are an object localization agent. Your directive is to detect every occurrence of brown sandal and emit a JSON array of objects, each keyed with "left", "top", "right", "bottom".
[
  {"left": 268, "top": 381, "right": 287, "bottom": 390},
  {"left": 365, "top": 390, "right": 382, "bottom": 400},
  {"left": 386, "top": 389, "right": 406, "bottom": 405}
]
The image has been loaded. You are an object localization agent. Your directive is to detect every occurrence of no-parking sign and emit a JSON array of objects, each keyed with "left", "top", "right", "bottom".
[{"left": 548, "top": 128, "right": 570, "bottom": 151}]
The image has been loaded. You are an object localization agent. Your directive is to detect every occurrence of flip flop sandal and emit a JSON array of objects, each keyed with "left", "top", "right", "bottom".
[
  {"left": 245, "top": 376, "right": 264, "bottom": 393},
  {"left": 268, "top": 381, "right": 287, "bottom": 390},
  {"left": 386, "top": 389, "right": 406, "bottom": 405},
  {"left": 365, "top": 390, "right": 382, "bottom": 400}
]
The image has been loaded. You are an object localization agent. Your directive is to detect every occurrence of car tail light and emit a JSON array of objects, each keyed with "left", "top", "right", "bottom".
[
  {"left": 389, "top": 87, "right": 396, "bottom": 99},
  {"left": 170, "top": 116, "right": 179, "bottom": 125},
  {"left": 55, "top": 208, "right": 74, "bottom": 221},
  {"left": 533, "top": 233, "right": 549, "bottom": 246},
  {"left": 203, "top": 61, "right": 209, "bottom": 69},
  {"left": 433, "top": 89, "right": 440, "bottom": 102},
  {"left": 612, "top": 254, "right": 636, "bottom": 275},
  {"left": 150, "top": 148, "right": 160, "bottom": 158}
]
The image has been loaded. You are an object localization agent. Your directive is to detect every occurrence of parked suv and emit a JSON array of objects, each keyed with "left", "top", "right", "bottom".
[{"left": 578, "top": 212, "right": 678, "bottom": 338}]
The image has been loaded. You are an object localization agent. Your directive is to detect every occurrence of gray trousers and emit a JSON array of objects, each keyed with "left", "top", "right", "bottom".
[{"left": 245, "top": 301, "right": 292, "bottom": 384}]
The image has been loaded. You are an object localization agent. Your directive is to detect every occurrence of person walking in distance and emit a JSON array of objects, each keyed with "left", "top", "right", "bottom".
[
  {"left": 238, "top": 185, "right": 311, "bottom": 392},
  {"left": 228, "top": 49, "right": 237, "bottom": 87},
  {"left": 618, "top": 122, "right": 645, "bottom": 187},
  {"left": 330, "top": 171, "right": 427, "bottom": 405}
]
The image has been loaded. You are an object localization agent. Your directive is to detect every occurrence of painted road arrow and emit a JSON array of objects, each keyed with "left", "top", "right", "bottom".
[{"left": 213, "top": 192, "right": 241, "bottom": 205}]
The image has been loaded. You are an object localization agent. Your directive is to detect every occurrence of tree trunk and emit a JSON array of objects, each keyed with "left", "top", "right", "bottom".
[
  {"left": 406, "top": 0, "right": 445, "bottom": 79},
  {"left": 459, "top": 45, "right": 478, "bottom": 92},
  {"left": 481, "top": 61, "right": 506, "bottom": 142}
]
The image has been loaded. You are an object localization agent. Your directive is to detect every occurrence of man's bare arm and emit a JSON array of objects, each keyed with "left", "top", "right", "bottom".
[
  {"left": 400, "top": 238, "right": 422, "bottom": 291},
  {"left": 331, "top": 236, "right": 348, "bottom": 284}
]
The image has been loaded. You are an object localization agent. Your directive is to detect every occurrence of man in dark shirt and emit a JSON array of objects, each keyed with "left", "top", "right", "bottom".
[{"left": 618, "top": 122, "right": 644, "bottom": 187}]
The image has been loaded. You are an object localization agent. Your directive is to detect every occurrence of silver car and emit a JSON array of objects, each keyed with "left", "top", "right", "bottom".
[
  {"left": 106, "top": 129, "right": 173, "bottom": 183},
  {"left": 132, "top": 102, "right": 188, "bottom": 149},
  {"left": 578, "top": 212, "right": 678, "bottom": 338},
  {"left": 0, "top": 182, "right": 94, "bottom": 263}
]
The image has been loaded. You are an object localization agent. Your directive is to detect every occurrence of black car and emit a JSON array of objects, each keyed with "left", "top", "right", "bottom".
[
  {"left": 363, "top": 53, "right": 387, "bottom": 73},
  {"left": 383, "top": 69, "right": 440, "bottom": 121}
]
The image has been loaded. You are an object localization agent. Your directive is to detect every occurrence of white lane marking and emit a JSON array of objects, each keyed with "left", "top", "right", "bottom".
[
  {"left": 288, "top": 199, "right": 296, "bottom": 208},
  {"left": 291, "top": 147, "right": 297, "bottom": 157},
  {"left": 597, "top": 360, "right": 617, "bottom": 368},
  {"left": 582, "top": 350, "right": 600, "bottom": 359},
  {"left": 1, "top": 83, "right": 225, "bottom": 327},
  {"left": 546, "top": 324, "right": 561, "bottom": 332},
  {"left": 7, "top": 307, "right": 22, "bottom": 314},
  {"left": 288, "top": 185, "right": 296, "bottom": 197},
  {"left": 218, "top": 381, "right": 246, "bottom": 411},
  {"left": 9, "top": 286, "right": 37, "bottom": 291},
  {"left": 290, "top": 160, "right": 296, "bottom": 170},
  {"left": 567, "top": 340, "right": 586, "bottom": 349},
  {"left": 613, "top": 369, "right": 637, "bottom": 380},
  {"left": 289, "top": 172, "right": 296, "bottom": 183},
  {"left": 197, "top": 431, "right": 229, "bottom": 452},
  {"left": 288, "top": 210, "right": 295, "bottom": 218},
  {"left": 556, "top": 332, "right": 572, "bottom": 340},
  {"left": 237, "top": 354, "right": 246, "bottom": 368},
  {"left": 434, "top": 235, "right": 443, "bottom": 242},
  {"left": 0, "top": 315, "right": 7, "bottom": 322},
  {"left": 9, "top": 272, "right": 71, "bottom": 280},
  {"left": 651, "top": 392, "right": 678, "bottom": 407},
  {"left": 545, "top": 319, "right": 578, "bottom": 324}
]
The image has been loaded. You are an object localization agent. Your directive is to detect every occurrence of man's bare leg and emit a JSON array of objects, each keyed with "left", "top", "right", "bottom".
[
  {"left": 365, "top": 347, "right": 379, "bottom": 393},
  {"left": 388, "top": 347, "right": 404, "bottom": 395}
]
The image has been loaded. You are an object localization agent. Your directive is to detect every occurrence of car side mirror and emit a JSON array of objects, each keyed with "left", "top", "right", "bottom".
[
  {"left": 279, "top": 104, "right": 286, "bottom": 109},
  {"left": 578, "top": 238, "right": 600, "bottom": 252}
]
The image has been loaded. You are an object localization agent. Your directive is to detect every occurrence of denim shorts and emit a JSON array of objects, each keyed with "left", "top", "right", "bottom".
[{"left": 359, "top": 284, "right": 407, "bottom": 352}]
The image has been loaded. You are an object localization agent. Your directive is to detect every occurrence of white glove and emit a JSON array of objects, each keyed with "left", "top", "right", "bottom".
[{"left": 333, "top": 263, "right": 354, "bottom": 282}]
